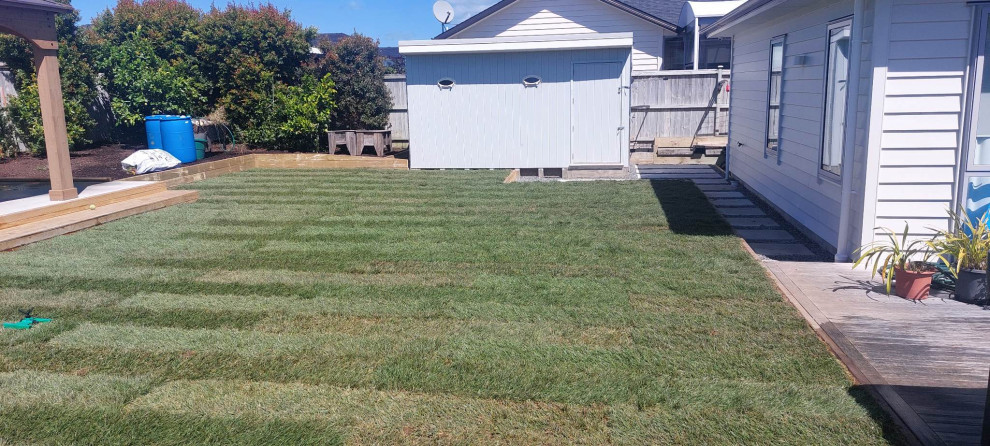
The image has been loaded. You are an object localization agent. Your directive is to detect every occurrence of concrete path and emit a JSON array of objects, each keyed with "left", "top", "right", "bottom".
[{"left": 635, "top": 164, "right": 821, "bottom": 261}]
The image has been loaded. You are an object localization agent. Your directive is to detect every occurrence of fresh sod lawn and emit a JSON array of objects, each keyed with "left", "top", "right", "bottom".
[{"left": 0, "top": 169, "right": 897, "bottom": 444}]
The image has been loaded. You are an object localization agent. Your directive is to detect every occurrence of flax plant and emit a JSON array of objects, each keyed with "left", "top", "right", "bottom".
[
  {"left": 928, "top": 208, "right": 990, "bottom": 277},
  {"left": 853, "top": 223, "right": 934, "bottom": 294}
]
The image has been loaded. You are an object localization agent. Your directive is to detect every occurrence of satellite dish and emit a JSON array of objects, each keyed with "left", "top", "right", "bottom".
[{"left": 433, "top": 1, "right": 454, "bottom": 30}]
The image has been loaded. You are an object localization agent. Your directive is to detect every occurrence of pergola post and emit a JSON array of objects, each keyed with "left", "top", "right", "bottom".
[
  {"left": 33, "top": 47, "right": 76, "bottom": 200},
  {"left": 0, "top": 0, "right": 78, "bottom": 201}
]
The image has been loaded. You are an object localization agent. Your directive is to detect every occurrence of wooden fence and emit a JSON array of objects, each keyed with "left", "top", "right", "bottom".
[
  {"left": 629, "top": 69, "right": 729, "bottom": 149},
  {"left": 385, "top": 74, "right": 408, "bottom": 141}
]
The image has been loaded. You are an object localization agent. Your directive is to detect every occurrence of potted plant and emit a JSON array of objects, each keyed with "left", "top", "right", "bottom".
[
  {"left": 853, "top": 223, "right": 937, "bottom": 300},
  {"left": 928, "top": 208, "right": 990, "bottom": 304}
]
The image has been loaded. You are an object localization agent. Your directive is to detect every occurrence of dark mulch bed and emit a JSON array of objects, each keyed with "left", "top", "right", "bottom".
[{"left": 0, "top": 145, "right": 273, "bottom": 181}]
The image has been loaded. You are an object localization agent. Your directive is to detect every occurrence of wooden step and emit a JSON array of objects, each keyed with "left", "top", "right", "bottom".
[
  {"left": 0, "top": 189, "right": 198, "bottom": 251},
  {"left": 0, "top": 181, "right": 167, "bottom": 230}
]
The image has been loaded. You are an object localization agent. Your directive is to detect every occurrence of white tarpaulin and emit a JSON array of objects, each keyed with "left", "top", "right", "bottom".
[{"left": 121, "top": 149, "right": 181, "bottom": 175}]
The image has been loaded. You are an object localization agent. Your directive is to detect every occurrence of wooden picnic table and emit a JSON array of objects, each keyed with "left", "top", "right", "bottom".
[{"left": 328, "top": 130, "right": 392, "bottom": 157}]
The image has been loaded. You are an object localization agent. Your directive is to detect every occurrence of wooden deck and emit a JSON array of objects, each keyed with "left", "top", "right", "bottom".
[
  {"left": 0, "top": 181, "right": 198, "bottom": 251},
  {"left": 640, "top": 165, "right": 990, "bottom": 445},
  {"left": 764, "top": 256, "right": 990, "bottom": 445}
]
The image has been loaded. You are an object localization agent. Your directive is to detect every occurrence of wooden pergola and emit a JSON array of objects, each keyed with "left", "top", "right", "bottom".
[{"left": 0, "top": 0, "right": 77, "bottom": 200}]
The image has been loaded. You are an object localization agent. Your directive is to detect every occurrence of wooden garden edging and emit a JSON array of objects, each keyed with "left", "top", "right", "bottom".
[{"left": 124, "top": 153, "right": 409, "bottom": 188}]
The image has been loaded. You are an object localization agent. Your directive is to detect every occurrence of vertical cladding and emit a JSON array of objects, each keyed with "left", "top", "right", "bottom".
[{"left": 406, "top": 47, "right": 630, "bottom": 169}]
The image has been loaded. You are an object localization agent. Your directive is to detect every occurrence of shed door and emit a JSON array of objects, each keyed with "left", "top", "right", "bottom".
[{"left": 571, "top": 62, "right": 623, "bottom": 165}]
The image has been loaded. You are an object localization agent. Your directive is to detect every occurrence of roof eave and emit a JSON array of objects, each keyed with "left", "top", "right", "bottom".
[
  {"left": 0, "top": 0, "right": 74, "bottom": 13},
  {"left": 703, "top": 0, "right": 788, "bottom": 37},
  {"left": 599, "top": 0, "right": 679, "bottom": 31},
  {"left": 435, "top": 0, "right": 517, "bottom": 39}
]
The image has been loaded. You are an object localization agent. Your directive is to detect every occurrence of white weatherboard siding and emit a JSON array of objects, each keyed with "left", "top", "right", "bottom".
[
  {"left": 405, "top": 47, "right": 631, "bottom": 169},
  {"left": 869, "top": 0, "right": 970, "bottom": 239},
  {"left": 726, "top": 0, "right": 855, "bottom": 249},
  {"left": 448, "top": 0, "right": 669, "bottom": 72}
]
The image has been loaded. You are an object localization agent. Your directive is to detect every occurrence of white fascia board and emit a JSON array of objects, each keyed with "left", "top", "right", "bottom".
[{"left": 399, "top": 33, "right": 634, "bottom": 55}]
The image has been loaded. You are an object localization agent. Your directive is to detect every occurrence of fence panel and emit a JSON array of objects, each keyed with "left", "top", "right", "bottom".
[
  {"left": 385, "top": 74, "right": 408, "bottom": 141},
  {"left": 629, "top": 69, "right": 729, "bottom": 149}
]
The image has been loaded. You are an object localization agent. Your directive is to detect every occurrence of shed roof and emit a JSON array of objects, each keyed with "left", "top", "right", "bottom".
[
  {"left": 435, "top": 0, "right": 729, "bottom": 38},
  {"left": 0, "top": 0, "right": 73, "bottom": 13}
]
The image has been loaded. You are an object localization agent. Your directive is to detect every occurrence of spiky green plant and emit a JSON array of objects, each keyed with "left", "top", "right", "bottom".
[
  {"left": 928, "top": 207, "right": 990, "bottom": 277},
  {"left": 853, "top": 223, "right": 934, "bottom": 294}
]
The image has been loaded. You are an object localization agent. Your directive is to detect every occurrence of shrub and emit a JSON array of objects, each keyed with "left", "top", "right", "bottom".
[
  {"left": 89, "top": 0, "right": 201, "bottom": 63},
  {"left": 317, "top": 34, "right": 391, "bottom": 130},
  {"left": 96, "top": 29, "right": 206, "bottom": 126},
  {"left": 240, "top": 74, "right": 335, "bottom": 151},
  {"left": 197, "top": 3, "right": 315, "bottom": 128}
]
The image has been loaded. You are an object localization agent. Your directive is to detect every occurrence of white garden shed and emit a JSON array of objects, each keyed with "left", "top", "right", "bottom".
[{"left": 399, "top": 33, "right": 632, "bottom": 170}]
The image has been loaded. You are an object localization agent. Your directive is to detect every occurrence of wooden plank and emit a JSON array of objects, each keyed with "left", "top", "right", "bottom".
[
  {"left": 0, "top": 190, "right": 198, "bottom": 251},
  {"left": 0, "top": 181, "right": 166, "bottom": 229}
]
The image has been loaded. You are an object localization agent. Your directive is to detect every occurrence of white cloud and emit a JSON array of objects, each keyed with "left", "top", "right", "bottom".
[{"left": 447, "top": 0, "right": 498, "bottom": 24}]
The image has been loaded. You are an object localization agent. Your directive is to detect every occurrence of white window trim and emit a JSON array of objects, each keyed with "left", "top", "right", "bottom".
[
  {"left": 818, "top": 18, "right": 853, "bottom": 182},
  {"left": 765, "top": 35, "right": 786, "bottom": 159}
]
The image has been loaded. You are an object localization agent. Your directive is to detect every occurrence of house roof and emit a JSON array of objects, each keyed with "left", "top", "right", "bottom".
[
  {"left": 435, "top": 0, "right": 727, "bottom": 38},
  {"left": 0, "top": 0, "right": 73, "bottom": 13}
]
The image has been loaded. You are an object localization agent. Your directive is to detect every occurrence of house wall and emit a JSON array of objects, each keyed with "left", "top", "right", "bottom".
[
  {"left": 447, "top": 0, "right": 670, "bottom": 72},
  {"left": 404, "top": 47, "right": 631, "bottom": 169},
  {"left": 726, "top": 0, "right": 856, "bottom": 250},
  {"left": 865, "top": 0, "right": 971, "bottom": 242}
]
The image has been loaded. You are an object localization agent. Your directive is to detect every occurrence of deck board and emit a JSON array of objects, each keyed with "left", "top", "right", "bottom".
[{"left": 768, "top": 260, "right": 990, "bottom": 445}]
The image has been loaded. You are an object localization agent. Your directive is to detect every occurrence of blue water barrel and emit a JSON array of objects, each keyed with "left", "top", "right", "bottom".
[
  {"left": 144, "top": 115, "right": 165, "bottom": 150},
  {"left": 160, "top": 116, "right": 196, "bottom": 163}
]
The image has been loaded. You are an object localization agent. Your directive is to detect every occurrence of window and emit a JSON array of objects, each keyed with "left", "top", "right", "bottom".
[
  {"left": 821, "top": 21, "right": 852, "bottom": 177},
  {"left": 766, "top": 36, "right": 785, "bottom": 156},
  {"left": 663, "top": 37, "right": 685, "bottom": 70},
  {"left": 698, "top": 38, "right": 732, "bottom": 69}
]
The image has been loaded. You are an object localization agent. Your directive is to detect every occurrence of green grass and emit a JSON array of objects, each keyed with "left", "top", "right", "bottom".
[{"left": 0, "top": 169, "right": 897, "bottom": 444}]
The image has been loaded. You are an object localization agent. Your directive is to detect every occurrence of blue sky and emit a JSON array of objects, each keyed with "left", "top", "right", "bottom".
[{"left": 70, "top": 0, "right": 498, "bottom": 46}]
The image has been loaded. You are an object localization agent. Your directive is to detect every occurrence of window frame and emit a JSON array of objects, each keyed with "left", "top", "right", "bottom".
[
  {"left": 819, "top": 18, "right": 853, "bottom": 181},
  {"left": 765, "top": 35, "right": 786, "bottom": 159},
  {"left": 437, "top": 78, "right": 455, "bottom": 89}
]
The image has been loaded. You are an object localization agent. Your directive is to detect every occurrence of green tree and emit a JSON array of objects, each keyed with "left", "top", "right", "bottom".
[
  {"left": 89, "top": 0, "right": 208, "bottom": 128},
  {"left": 89, "top": 0, "right": 201, "bottom": 63},
  {"left": 0, "top": 1, "right": 98, "bottom": 156},
  {"left": 197, "top": 3, "right": 315, "bottom": 128},
  {"left": 317, "top": 34, "right": 391, "bottom": 130}
]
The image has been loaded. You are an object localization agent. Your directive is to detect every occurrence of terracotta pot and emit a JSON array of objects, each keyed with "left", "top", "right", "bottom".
[{"left": 894, "top": 266, "right": 936, "bottom": 301}]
